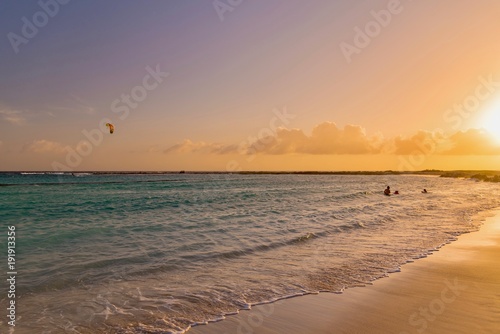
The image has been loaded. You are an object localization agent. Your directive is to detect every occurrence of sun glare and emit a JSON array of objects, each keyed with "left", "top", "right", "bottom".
[{"left": 480, "top": 100, "right": 500, "bottom": 143}]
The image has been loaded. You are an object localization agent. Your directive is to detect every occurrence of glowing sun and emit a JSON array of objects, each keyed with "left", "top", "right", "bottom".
[{"left": 480, "top": 101, "right": 500, "bottom": 143}]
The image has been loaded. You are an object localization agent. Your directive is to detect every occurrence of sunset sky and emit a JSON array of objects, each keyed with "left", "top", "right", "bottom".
[{"left": 1, "top": 0, "right": 500, "bottom": 171}]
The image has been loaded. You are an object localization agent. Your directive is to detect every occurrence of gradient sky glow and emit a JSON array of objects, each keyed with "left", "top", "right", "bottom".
[{"left": 1, "top": 0, "right": 500, "bottom": 171}]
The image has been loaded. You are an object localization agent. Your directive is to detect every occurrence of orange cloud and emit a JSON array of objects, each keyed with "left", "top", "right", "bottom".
[
  {"left": 165, "top": 122, "right": 500, "bottom": 157},
  {"left": 393, "top": 129, "right": 500, "bottom": 155},
  {"left": 166, "top": 122, "right": 383, "bottom": 156},
  {"left": 247, "top": 128, "right": 308, "bottom": 155},
  {"left": 393, "top": 130, "right": 448, "bottom": 155},
  {"left": 443, "top": 129, "right": 500, "bottom": 155},
  {"left": 309, "top": 123, "right": 382, "bottom": 154},
  {"left": 247, "top": 122, "right": 382, "bottom": 155}
]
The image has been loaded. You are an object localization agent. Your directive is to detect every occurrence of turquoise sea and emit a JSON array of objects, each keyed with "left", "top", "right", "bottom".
[{"left": 1, "top": 172, "right": 499, "bottom": 333}]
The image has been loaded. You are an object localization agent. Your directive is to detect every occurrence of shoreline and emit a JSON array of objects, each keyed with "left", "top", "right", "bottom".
[{"left": 189, "top": 209, "right": 500, "bottom": 334}]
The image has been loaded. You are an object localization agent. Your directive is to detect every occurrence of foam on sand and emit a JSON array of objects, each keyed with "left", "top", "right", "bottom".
[{"left": 189, "top": 210, "right": 500, "bottom": 334}]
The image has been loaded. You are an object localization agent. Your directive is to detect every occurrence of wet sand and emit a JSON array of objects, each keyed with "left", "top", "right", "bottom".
[{"left": 189, "top": 210, "right": 500, "bottom": 334}]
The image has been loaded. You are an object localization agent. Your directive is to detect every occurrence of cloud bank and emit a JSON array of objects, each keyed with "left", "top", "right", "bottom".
[
  {"left": 246, "top": 122, "right": 382, "bottom": 155},
  {"left": 444, "top": 129, "right": 500, "bottom": 155},
  {"left": 165, "top": 122, "right": 500, "bottom": 157}
]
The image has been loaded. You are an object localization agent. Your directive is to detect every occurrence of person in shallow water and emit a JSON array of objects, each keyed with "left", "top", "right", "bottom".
[
  {"left": 384, "top": 186, "right": 391, "bottom": 196},
  {"left": 422, "top": 189, "right": 428, "bottom": 193}
]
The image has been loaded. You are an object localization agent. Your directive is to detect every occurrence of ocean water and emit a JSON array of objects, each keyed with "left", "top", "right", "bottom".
[{"left": 0, "top": 173, "right": 499, "bottom": 333}]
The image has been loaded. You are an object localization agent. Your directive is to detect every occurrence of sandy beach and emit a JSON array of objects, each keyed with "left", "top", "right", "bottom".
[{"left": 190, "top": 210, "right": 500, "bottom": 334}]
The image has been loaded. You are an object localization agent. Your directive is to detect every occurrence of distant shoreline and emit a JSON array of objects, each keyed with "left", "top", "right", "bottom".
[{"left": 2, "top": 170, "right": 500, "bottom": 182}]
